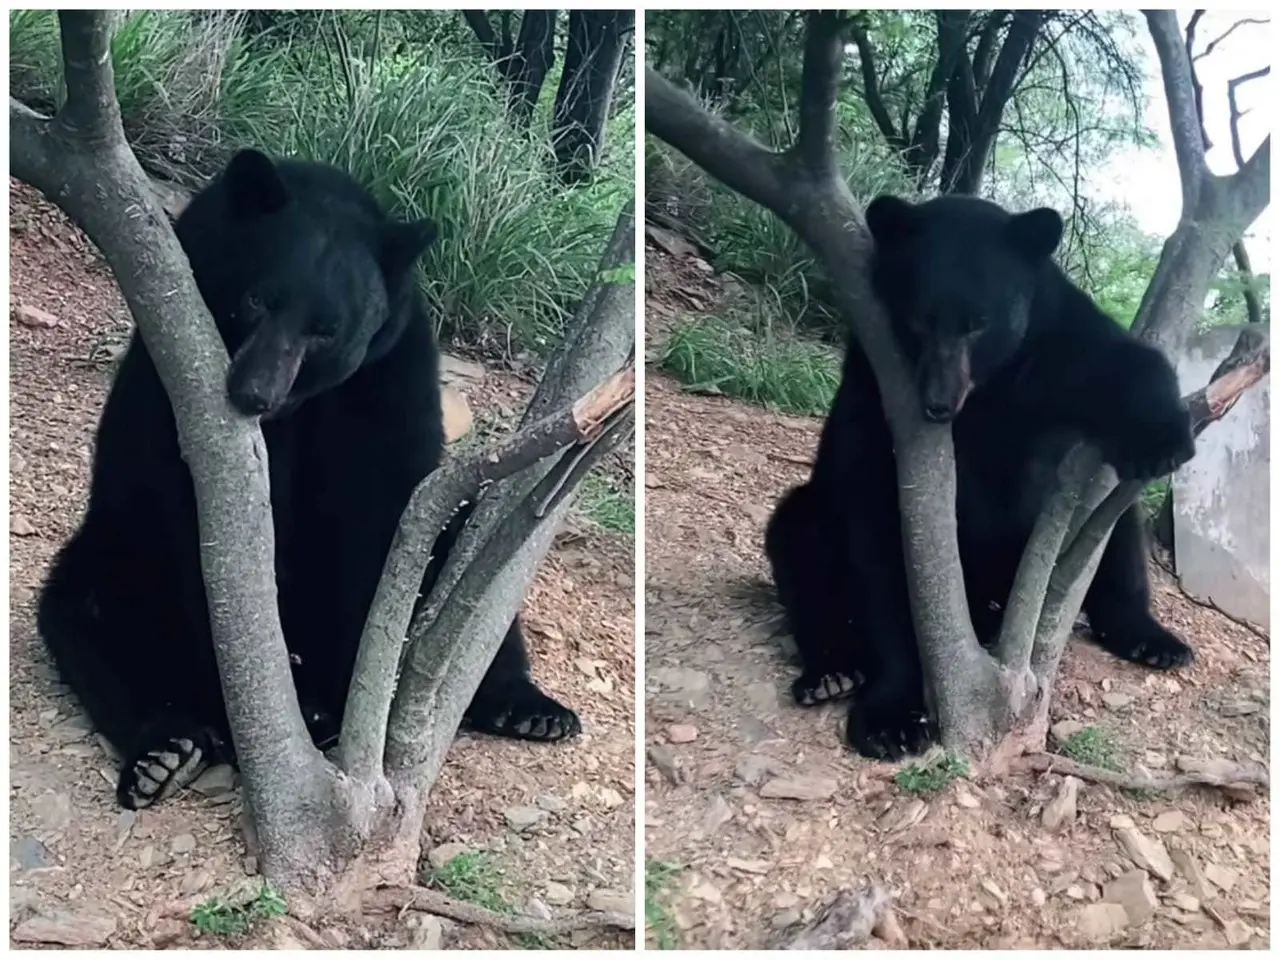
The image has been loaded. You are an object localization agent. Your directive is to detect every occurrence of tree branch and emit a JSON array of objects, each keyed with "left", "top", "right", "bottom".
[
  {"left": 462, "top": 11, "right": 503, "bottom": 64},
  {"left": 793, "top": 11, "right": 845, "bottom": 175},
  {"left": 645, "top": 67, "right": 790, "bottom": 214},
  {"left": 1145, "top": 10, "right": 1209, "bottom": 209},
  {"left": 338, "top": 369, "right": 634, "bottom": 783},
  {"left": 52, "top": 10, "right": 122, "bottom": 143},
  {"left": 846, "top": 16, "right": 904, "bottom": 149}
]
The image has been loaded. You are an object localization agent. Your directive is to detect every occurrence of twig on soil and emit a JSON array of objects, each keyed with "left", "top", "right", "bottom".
[
  {"left": 1016, "top": 753, "right": 1269, "bottom": 794},
  {"left": 776, "top": 884, "right": 891, "bottom": 949},
  {"left": 1148, "top": 550, "right": 1268, "bottom": 642},
  {"left": 366, "top": 885, "right": 635, "bottom": 936},
  {"left": 767, "top": 451, "right": 816, "bottom": 468}
]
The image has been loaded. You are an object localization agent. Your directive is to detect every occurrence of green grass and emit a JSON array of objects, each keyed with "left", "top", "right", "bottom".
[
  {"left": 190, "top": 882, "right": 287, "bottom": 937},
  {"left": 9, "top": 9, "right": 631, "bottom": 356},
  {"left": 422, "top": 851, "right": 556, "bottom": 949},
  {"left": 1058, "top": 725, "right": 1122, "bottom": 772},
  {"left": 645, "top": 859, "right": 682, "bottom": 950},
  {"left": 659, "top": 315, "right": 840, "bottom": 416},
  {"left": 894, "top": 751, "right": 970, "bottom": 795},
  {"left": 577, "top": 470, "right": 635, "bottom": 536}
]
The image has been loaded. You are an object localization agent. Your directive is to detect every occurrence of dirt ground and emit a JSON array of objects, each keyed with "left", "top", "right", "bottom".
[
  {"left": 642, "top": 245, "right": 1270, "bottom": 949},
  {"left": 7, "top": 179, "right": 636, "bottom": 949}
]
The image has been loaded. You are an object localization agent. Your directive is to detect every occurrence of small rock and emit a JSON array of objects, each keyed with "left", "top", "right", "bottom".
[
  {"left": 666, "top": 723, "right": 698, "bottom": 744},
  {"left": 524, "top": 898, "right": 553, "bottom": 921},
  {"left": 1050, "top": 719, "right": 1085, "bottom": 743},
  {"left": 15, "top": 304, "right": 60, "bottom": 328},
  {"left": 772, "top": 908, "right": 802, "bottom": 930},
  {"left": 34, "top": 791, "right": 73, "bottom": 832},
  {"left": 1204, "top": 863, "right": 1238, "bottom": 893},
  {"left": 877, "top": 798, "right": 928, "bottom": 833},
  {"left": 1103, "top": 870, "right": 1158, "bottom": 924},
  {"left": 503, "top": 806, "right": 545, "bottom": 831},
  {"left": 170, "top": 833, "right": 197, "bottom": 855},
  {"left": 1066, "top": 884, "right": 1088, "bottom": 901},
  {"left": 1152, "top": 810, "right": 1187, "bottom": 833},
  {"left": 190, "top": 765, "right": 237, "bottom": 798},
  {"left": 760, "top": 775, "right": 838, "bottom": 802},
  {"left": 408, "top": 914, "right": 445, "bottom": 950},
  {"left": 12, "top": 835, "right": 55, "bottom": 871},
  {"left": 744, "top": 681, "right": 779, "bottom": 713},
  {"left": 981, "top": 879, "right": 1008, "bottom": 905},
  {"left": 1222, "top": 918, "right": 1254, "bottom": 947},
  {"left": 48, "top": 714, "right": 93, "bottom": 745},
  {"left": 1167, "top": 892, "right": 1201, "bottom": 912},
  {"left": 534, "top": 793, "right": 568, "bottom": 813},
  {"left": 148, "top": 918, "right": 187, "bottom": 948},
  {"left": 598, "top": 787, "right": 625, "bottom": 808},
  {"left": 1110, "top": 814, "right": 1136, "bottom": 829},
  {"left": 650, "top": 667, "right": 711, "bottom": 707},
  {"left": 587, "top": 889, "right": 633, "bottom": 917},
  {"left": 954, "top": 789, "right": 981, "bottom": 810},
  {"left": 647, "top": 745, "right": 683, "bottom": 785},
  {"left": 440, "top": 386, "right": 473, "bottom": 443},
  {"left": 180, "top": 870, "right": 211, "bottom": 896},
  {"left": 12, "top": 910, "right": 116, "bottom": 947},
  {"left": 774, "top": 891, "right": 799, "bottom": 909},
  {"left": 138, "top": 845, "right": 158, "bottom": 869},
  {"left": 1042, "top": 776, "right": 1079, "bottom": 832},
  {"left": 114, "top": 811, "right": 136, "bottom": 851},
  {"left": 1102, "top": 692, "right": 1133, "bottom": 711},
  {"left": 1078, "top": 902, "right": 1130, "bottom": 943},
  {"left": 701, "top": 794, "right": 733, "bottom": 835},
  {"left": 1030, "top": 888, "right": 1047, "bottom": 907},
  {"left": 726, "top": 857, "right": 771, "bottom": 875},
  {"left": 586, "top": 677, "right": 613, "bottom": 696},
  {"left": 11, "top": 514, "right": 38, "bottom": 536},
  {"left": 427, "top": 842, "right": 472, "bottom": 870},
  {"left": 543, "top": 882, "right": 574, "bottom": 906},
  {"left": 1114, "top": 825, "right": 1174, "bottom": 881},
  {"left": 734, "top": 754, "right": 777, "bottom": 786},
  {"left": 688, "top": 879, "right": 722, "bottom": 904},
  {"left": 573, "top": 657, "right": 599, "bottom": 678}
]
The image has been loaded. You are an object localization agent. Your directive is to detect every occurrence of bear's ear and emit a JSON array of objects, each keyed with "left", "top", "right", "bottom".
[
  {"left": 1007, "top": 207, "right": 1063, "bottom": 260},
  {"left": 223, "top": 149, "right": 289, "bottom": 220},
  {"left": 380, "top": 218, "right": 438, "bottom": 276},
  {"left": 864, "top": 195, "right": 919, "bottom": 248}
]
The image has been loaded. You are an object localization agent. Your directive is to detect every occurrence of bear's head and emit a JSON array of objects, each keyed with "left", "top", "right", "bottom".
[
  {"left": 865, "top": 194, "right": 1063, "bottom": 423},
  {"left": 204, "top": 149, "right": 437, "bottom": 418}
]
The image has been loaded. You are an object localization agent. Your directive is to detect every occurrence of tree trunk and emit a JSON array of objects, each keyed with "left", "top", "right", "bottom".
[
  {"left": 463, "top": 10, "right": 558, "bottom": 129},
  {"left": 551, "top": 11, "right": 633, "bottom": 184}
]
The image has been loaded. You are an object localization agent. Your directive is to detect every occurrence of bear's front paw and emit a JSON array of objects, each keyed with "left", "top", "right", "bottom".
[
  {"left": 1104, "top": 407, "right": 1196, "bottom": 481},
  {"left": 845, "top": 696, "right": 937, "bottom": 761},
  {"left": 117, "top": 733, "right": 212, "bottom": 810}
]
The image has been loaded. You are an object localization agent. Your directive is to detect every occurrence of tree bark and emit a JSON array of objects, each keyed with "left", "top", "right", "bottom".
[
  {"left": 463, "top": 10, "right": 558, "bottom": 128},
  {"left": 551, "top": 11, "right": 634, "bottom": 183}
]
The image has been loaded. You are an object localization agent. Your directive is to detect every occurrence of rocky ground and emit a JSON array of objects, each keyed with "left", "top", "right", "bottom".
[
  {"left": 8, "top": 179, "right": 636, "bottom": 949},
  {"left": 642, "top": 243, "right": 1270, "bottom": 949}
]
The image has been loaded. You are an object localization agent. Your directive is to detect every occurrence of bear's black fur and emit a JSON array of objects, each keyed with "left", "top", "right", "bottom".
[
  {"left": 765, "top": 193, "right": 1196, "bottom": 761},
  {"left": 37, "top": 149, "right": 580, "bottom": 809}
]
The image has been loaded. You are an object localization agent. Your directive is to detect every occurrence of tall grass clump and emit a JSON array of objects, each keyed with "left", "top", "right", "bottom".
[
  {"left": 659, "top": 311, "right": 840, "bottom": 416},
  {"left": 9, "top": 9, "right": 630, "bottom": 355}
]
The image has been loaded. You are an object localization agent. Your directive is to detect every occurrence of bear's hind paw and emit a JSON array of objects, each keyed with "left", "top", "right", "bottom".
[
  {"left": 792, "top": 671, "right": 858, "bottom": 707},
  {"left": 117, "top": 734, "right": 210, "bottom": 810}
]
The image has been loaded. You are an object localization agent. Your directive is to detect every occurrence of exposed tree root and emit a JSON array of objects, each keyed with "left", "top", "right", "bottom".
[
  {"left": 1015, "top": 753, "right": 1269, "bottom": 795},
  {"left": 776, "top": 884, "right": 892, "bottom": 949},
  {"left": 366, "top": 885, "right": 635, "bottom": 936}
]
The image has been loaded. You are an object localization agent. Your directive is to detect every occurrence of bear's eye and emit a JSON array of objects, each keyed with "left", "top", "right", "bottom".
[
  {"left": 245, "top": 293, "right": 266, "bottom": 313},
  {"left": 312, "top": 325, "right": 338, "bottom": 344}
]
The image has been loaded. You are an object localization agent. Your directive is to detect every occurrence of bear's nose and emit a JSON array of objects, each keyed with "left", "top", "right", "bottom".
[
  {"left": 229, "top": 389, "right": 274, "bottom": 416},
  {"left": 923, "top": 403, "right": 955, "bottom": 423}
]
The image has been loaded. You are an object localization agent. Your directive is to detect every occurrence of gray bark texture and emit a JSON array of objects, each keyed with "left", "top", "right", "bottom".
[
  {"left": 12, "top": 10, "right": 638, "bottom": 900},
  {"left": 647, "top": 11, "right": 1270, "bottom": 760}
]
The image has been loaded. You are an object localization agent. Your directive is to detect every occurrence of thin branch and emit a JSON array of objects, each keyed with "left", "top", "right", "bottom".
[
  {"left": 367, "top": 885, "right": 635, "bottom": 935},
  {"left": 1016, "top": 753, "right": 1269, "bottom": 794},
  {"left": 794, "top": 10, "right": 845, "bottom": 175},
  {"left": 1227, "top": 66, "right": 1270, "bottom": 169},
  {"left": 1194, "top": 17, "right": 1269, "bottom": 62},
  {"left": 1184, "top": 10, "right": 1209, "bottom": 149},
  {"left": 846, "top": 15, "right": 904, "bottom": 148},
  {"left": 337, "top": 368, "right": 635, "bottom": 782}
]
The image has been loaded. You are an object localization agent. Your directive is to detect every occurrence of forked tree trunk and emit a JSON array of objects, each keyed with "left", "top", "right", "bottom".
[
  {"left": 11, "top": 12, "right": 637, "bottom": 919},
  {"left": 646, "top": 11, "right": 1270, "bottom": 766},
  {"left": 551, "top": 11, "right": 633, "bottom": 183}
]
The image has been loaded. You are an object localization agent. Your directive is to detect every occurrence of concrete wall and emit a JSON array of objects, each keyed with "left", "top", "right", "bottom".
[{"left": 1172, "top": 326, "right": 1270, "bottom": 628}]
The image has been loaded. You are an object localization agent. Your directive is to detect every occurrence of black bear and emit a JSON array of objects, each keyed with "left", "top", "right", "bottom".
[
  {"left": 37, "top": 149, "right": 580, "bottom": 810},
  {"left": 765, "top": 193, "right": 1196, "bottom": 761}
]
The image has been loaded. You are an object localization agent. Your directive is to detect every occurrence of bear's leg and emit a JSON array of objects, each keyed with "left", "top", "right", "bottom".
[
  {"left": 1082, "top": 505, "right": 1194, "bottom": 668},
  {"left": 765, "top": 483, "right": 860, "bottom": 706},
  {"left": 464, "top": 619, "right": 582, "bottom": 742}
]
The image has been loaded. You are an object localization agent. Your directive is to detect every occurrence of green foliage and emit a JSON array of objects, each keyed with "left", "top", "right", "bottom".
[
  {"left": 1059, "top": 725, "right": 1122, "bottom": 772},
  {"left": 658, "top": 314, "right": 840, "bottom": 416},
  {"left": 9, "top": 9, "right": 632, "bottom": 356},
  {"left": 894, "top": 752, "right": 970, "bottom": 795},
  {"left": 645, "top": 859, "right": 683, "bottom": 950},
  {"left": 190, "top": 883, "right": 287, "bottom": 937},
  {"left": 422, "top": 852, "right": 556, "bottom": 948},
  {"left": 577, "top": 469, "right": 635, "bottom": 536}
]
